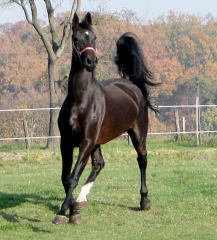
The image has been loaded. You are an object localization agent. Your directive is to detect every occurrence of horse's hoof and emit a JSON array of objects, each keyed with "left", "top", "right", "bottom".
[
  {"left": 69, "top": 213, "right": 81, "bottom": 225},
  {"left": 52, "top": 215, "right": 67, "bottom": 225},
  {"left": 76, "top": 201, "right": 87, "bottom": 210},
  {"left": 141, "top": 200, "right": 152, "bottom": 211}
]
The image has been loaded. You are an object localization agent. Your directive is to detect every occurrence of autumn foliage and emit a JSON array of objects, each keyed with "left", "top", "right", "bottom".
[{"left": 0, "top": 11, "right": 217, "bottom": 140}]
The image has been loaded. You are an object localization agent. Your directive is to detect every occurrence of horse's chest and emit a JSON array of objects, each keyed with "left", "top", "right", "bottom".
[
  {"left": 69, "top": 105, "right": 90, "bottom": 134},
  {"left": 69, "top": 106, "right": 80, "bottom": 131}
]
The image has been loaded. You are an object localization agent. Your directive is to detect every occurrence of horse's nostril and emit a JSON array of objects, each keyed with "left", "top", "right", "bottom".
[{"left": 87, "top": 58, "right": 91, "bottom": 65}]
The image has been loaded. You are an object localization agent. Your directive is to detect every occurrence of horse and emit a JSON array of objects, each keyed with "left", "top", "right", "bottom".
[{"left": 52, "top": 12, "right": 158, "bottom": 225}]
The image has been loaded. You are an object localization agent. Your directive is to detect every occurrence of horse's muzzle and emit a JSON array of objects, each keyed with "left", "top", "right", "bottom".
[{"left": 84, "top": 53, "right": 98, "bottom": 72}]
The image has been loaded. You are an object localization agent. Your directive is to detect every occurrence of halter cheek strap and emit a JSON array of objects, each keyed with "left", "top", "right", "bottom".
[{"left": 72, "top": 41, "right": 97, "bottom": 57}]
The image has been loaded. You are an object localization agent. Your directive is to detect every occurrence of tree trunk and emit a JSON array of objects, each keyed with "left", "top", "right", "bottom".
[
  {"left": 0, "top": 0, "right": 79, "bottom": 149},
  {"left": 46, "top": 59, "right": 61, "bottom": 149}
]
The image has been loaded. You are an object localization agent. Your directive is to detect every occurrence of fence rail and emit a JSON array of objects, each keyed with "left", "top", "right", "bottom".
[
  {"left": 0, "top": 105, "right": 216, "bottom": 141},
  {"left": 0, "top": 107, "right": 61, "bottom": 112},
  {"left": 0, "top": 105, "right": 217, "bottom": 112}
]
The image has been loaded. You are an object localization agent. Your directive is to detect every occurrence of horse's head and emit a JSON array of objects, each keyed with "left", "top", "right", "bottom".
[{"left": 72, "top": 12, "right": 98, "bottom": 72}]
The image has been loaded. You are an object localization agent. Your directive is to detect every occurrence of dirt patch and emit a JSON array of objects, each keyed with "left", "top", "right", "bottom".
[
  {"left": 0, "top": 152, "right": 24, "bottom": 161},
  {"left": 0, "top": 151, "right": 60, "bottom": 161},
  {"left": 0, "top": 148, "right": 216, "bottom": 161},
  {"left": 129, "top": 148, "right": 217, "bottom": 155}
]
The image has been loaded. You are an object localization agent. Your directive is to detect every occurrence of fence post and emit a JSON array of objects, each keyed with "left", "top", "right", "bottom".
[
  {"left": 174, "top": 109, "right": 181, "bottom": 140},
  {"left": 128, "top": 134, "right": 132, "bottom": 145},
  {"left": 198, "top": 101, "right": 202, "bottom": 146},
  {"left": 23, "top": 119, "right": 30, "bottom": 149},
  {"left": 182, "top": 117, "right": 186, "bottom": 132},
  {"left": 196, "top": 97, "right": 200, "bottom": 147}
]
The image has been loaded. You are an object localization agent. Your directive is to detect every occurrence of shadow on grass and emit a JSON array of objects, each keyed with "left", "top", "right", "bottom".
[
  {"left": 0, "top": 192, "right": 143, "bottom": 229},
  {"left": 0, "top": 211, "right": 41, "bottom": 223},
  {"left": 0, "top": 211, "right": 51, "bottom": 233},
  {"left": 94, "top": 200, "right": 141, "bottom": 211},
  {"left": 0, "top": 192, "right": 62, "bottom": 224}
]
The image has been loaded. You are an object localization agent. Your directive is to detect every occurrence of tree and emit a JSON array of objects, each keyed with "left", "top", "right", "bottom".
[
  {"left": 0, "top": 21, "right": 48, "bottom": 95},
  {"left": 201, "top": 104, "right": 217, "bottom": 131},
  {"left": 0, "top": 0, "right": 81, "bottom": 148}
]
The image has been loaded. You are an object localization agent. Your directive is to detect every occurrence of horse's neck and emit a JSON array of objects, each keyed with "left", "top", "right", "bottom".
[{"left": 67, "top": 58, "right": 96, "bottom": 104}]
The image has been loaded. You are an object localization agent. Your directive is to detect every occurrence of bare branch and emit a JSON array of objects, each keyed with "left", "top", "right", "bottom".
[
  {"left": 27, "top": 0, "right": 56, "bottom": 62},
  {"left": 3, "top": 0, "right": 33, "bottom": 24},
  {"left": 76, "top": 0, "right": 81, "bottom": 14},
  {"left": 28, "top": 0, "right": 38, "bottom": 22},
  {"left": 56, "top": 0, "right": 79, "bottom": 58},
  {"left": 64, "top": 0, "right": 80, "bottom": 26},
  {"left": 20, "top": 0, "right": 33, "bottom": 24},
  {"left": 44, "top": 0, "right": 58, "bottom": 50}
]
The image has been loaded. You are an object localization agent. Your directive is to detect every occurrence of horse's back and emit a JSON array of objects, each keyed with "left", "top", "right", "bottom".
[{"left": 100, "top": 78, "right": 143, "bottom": 103}]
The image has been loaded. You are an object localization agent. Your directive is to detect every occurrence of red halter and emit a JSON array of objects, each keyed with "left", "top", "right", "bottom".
[{"left": 72, "top": 41, "right": 97, "bottom": 57}]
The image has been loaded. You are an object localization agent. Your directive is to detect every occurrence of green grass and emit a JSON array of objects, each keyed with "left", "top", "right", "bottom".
[{"left": 0, "top": 139, "right": 216, "bottom": 239}]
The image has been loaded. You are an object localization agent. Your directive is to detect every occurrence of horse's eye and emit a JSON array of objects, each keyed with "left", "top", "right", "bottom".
[{"left": 73, "top": 37, "right": 78, "bottom": 42}]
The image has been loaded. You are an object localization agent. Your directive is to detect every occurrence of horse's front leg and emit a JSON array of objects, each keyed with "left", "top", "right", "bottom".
[
  {"left": 53, "top": 139, "right": 95, "bottom": 225},
  {"left": 52, "top": 136, "right": 73, "bottom": 225}
]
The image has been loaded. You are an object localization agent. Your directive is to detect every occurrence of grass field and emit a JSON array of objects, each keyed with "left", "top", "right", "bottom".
[{"left": 0, "top": 138, "right": 216, "bottom": 240}]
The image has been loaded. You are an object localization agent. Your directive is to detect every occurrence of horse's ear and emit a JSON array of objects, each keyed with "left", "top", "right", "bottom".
[
  {"left": 72, "top": 12, "right": 79, "bottom": 30},
  {"left": 85, "top": 12, "right": 92, "bottom": 25}
]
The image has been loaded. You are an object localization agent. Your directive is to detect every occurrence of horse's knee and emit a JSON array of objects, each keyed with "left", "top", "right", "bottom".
[
  {"left": 92, "top": 157, "right": 105, "bottom": 171},
  {"left": 99, "top": 158, "right": 105, "bottom": 169},
  {"left": 61, "top": 176, "right": 69, "bottom": 189},
  {"left": 61, "top": 174, "right": 79, "bottom": 193},
  {"left": 137, "top": 152, "right": 147, "bottom": 168}
]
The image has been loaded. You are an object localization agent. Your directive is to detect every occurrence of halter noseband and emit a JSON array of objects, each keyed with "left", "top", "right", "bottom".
[{"left": 72, "top": 41, "right": 97, "bottom": 57}]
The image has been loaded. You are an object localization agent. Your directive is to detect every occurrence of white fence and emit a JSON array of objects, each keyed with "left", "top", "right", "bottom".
[{"left": 0, "top": 104, "right": 217, "bottom": 141}]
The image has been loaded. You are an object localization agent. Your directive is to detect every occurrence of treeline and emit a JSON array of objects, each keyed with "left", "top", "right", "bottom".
[{"left": 0, "top": 11, "right": 217, "bottom": 139}]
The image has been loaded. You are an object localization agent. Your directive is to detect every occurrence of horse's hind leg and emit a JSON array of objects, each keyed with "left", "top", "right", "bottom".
[
  {"left": 128, "top": 128, "right": 152, "bottom": 211},
  {"left": 76, "top": 145, "right": 105, "bottom": 210}
]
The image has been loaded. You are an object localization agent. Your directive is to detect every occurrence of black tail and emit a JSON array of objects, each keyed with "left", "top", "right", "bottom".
[{"left": 115, "top": 32, "right": 159, "bottom": 112}]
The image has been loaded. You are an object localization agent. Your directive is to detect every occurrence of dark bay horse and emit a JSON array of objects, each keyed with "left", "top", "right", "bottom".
[{"left": 52, "top": 12, "right": 158, "bottom": 225}]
